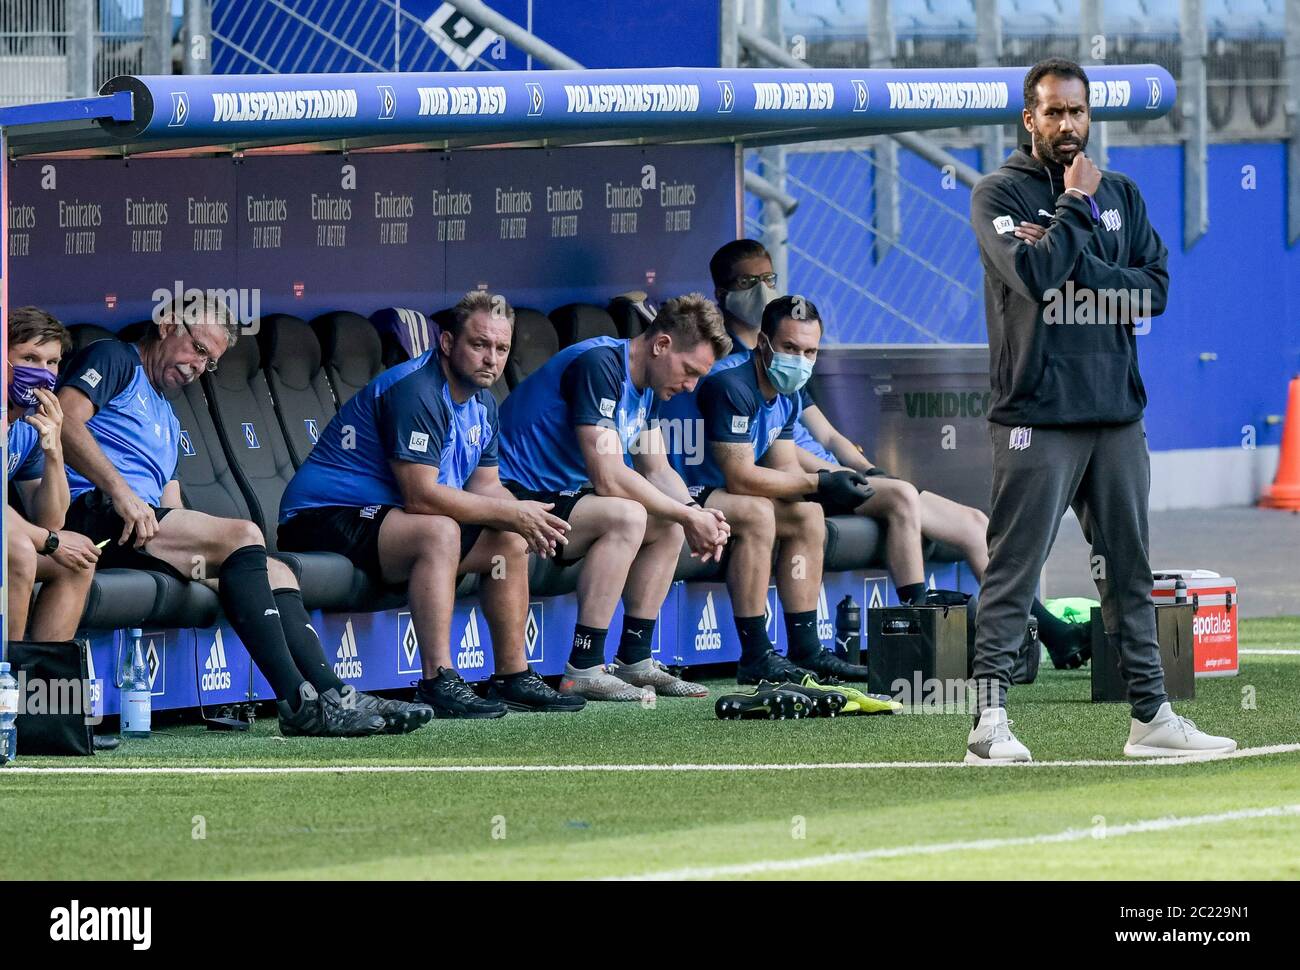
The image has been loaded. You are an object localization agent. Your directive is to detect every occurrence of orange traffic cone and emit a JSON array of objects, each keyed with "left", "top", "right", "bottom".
[{"left": 1260, "top": 376, "right": 1300, "bottom": 510}]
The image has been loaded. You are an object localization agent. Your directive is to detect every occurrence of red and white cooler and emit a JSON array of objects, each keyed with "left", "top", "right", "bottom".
[{"left": 1151, "top": 569, "right": 1239, "bottom": 677}]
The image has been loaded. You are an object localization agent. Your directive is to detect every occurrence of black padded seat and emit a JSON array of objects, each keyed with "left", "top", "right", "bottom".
[
  {"left": 673, "top": 542, "right": 725, "bottom": 583},
  {"left": 607, "top": 292, "right": 657, "bottom": 338},
  {"left": 549, "top": 303, "right": 618, "bottom": 347},
  {"left": 312, "top": 311, "right": 383, "bottom": 405},
  {"left": 526, "top": 553, "right": 585, "bottom": 597},
  {"left": 257, "top": 314, "right": 337, "bottom": 469},
  {"left": 923, "top": 538, "right": 967, "bottom": 564},
  {"left": 504, "top": 308, "right": 557, "bottom": 388},
  {"left": 823, "top": 515, "right": 888, "bottom": 571},
  {"left": 77, "top": 570, "right": 168, "bottom": 632},
  {"left": 146, "top": 575, "right": 222, "bottom": 629}
]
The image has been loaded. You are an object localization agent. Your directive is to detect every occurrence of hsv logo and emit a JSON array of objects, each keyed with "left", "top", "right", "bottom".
[
  {"left": 867, "top": 582, "right": 885, "bottom": 610},
  {"left": 169, "top": 91, "right": 190, "bottom": 127},
  {"left": 144, "top": 633, "right": 163, "bottom": 693},
  {"left": 524, "top": 604, "right": 543, "bottom": 662},
  {"left": 1146, "top": 77, "right": 1162, "bottom": 110},
  {"left": 179, "top": 430, "right": 196, "bottom": 456},
  {"left": 851, "top": 79, "right": 869, "bottom": 112},
  {"left": 1101, "top": 208, "right": 1122, "bottom": 232},
  {"left": 202, "top": 631, "right": 233, "bottom": 691},
  {"left": 457, "top": 608, "right": 486, "bottom": 669},
  {"left": 242, "top": 422, "right": 260, "bottom": 449},
  {"left": 526, "top": 81, "right": 545, "bottom": 116},
  {"left": 398, "top": 612, "right": 420, "bottom": 674},
  {"left": 1009, "top": 426, "right": 1033, "bottom": 451},
  {"left": 334, "top": 619, "right": 363, "bottom": 680},
  {"left": 764, "top": 588, "right": 778, "bottom": 640},
  {"left": 717, "top": 79, "right": 735, "bottom": 113},
  {"left": 304, "top": 418, "right": 319, "bottom": 443},
  {"left": 378, "top": 84, "right": 396, "bottom": 120},
  {"left": 816, "top": 585, "right": 834, "bottom": 642},
  {"left": 695, "top": 592, "right": 722, "bottom": 651}
]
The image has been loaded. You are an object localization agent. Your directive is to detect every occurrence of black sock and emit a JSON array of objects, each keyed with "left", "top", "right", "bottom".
[
  {"left": 784, "top": 609, "right": 821, "bottom": 662},
  {"left": 897, "top": 582, "right": 927, "bottom": 605},
  {"left": 217, "top": 546, "right": 306, "bottom": 704},
  {"left": 273, "top": 588, "right": 344, "bottom": 693},
  {"left": 1030, "top": 598, "right": 1083, "bottom": 652},
  {"left": 734, "top": 615, "right": 771, "bottom": 665},
  {"left": 569, "top": 624, "right": 608, "bottom": 669},
  {"left": 616, "top": 615, "right": 657, "bottom": 665}
]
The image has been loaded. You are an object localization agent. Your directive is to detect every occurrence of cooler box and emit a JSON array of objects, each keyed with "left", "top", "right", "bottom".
[{"left": 1151, "top": 570, "right": 1239, "bottom": 678}]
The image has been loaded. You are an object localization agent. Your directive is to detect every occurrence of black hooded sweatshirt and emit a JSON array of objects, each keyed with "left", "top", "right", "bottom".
[{"left": 970, "top": 144, "right": 1169, "bottom": 426}]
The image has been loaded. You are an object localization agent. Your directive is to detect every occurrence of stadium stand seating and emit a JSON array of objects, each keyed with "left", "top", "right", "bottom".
[
  {"left": 258, "top": 314, "right": 337, "bottom": 470},
  {"left": 503, "top": 307, "right": 557, "bottom": 389},
  {"left": 548, "top": 303, "right": 619, "bottom": 347},
  {"left": 311, "top": 311, "right": 383, "bottom": 406},
  {"left": 606, "top": 292, "right": 656, "bottom": 339}
]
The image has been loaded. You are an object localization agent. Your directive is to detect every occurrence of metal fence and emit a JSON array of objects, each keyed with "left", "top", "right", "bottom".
[
  {"left": 211, "top": 0, "right": 498, "bottom": 75},
  {"left": 0, "top": 0, "right": 71, "bottom": 104}
]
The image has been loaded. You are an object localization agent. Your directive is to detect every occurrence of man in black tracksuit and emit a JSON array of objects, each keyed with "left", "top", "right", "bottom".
[{"left": 965, "top": 58, "right": 1235, "bottom": 763}]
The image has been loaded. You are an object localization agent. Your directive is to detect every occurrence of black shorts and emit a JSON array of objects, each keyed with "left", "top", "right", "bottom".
[
  {"left": 687, "top": 484, "right": 720, "bottom": 507},
  {"left": 278, "top": 505, "right": 483, "bottom": 579},
  {"left": 502, "top": 482, "right": 596, "bottom": 523},
  {"left": 64, "top": 490, "right": 184, "bottom": 579},
  {"left": 809, "top": 492, "right": 867, "bottom": 517}
]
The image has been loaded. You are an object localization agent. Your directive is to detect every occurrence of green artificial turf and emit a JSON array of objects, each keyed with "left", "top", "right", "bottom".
[{"left": 3, "top": 618, "right": 1298, "bottom": 880}]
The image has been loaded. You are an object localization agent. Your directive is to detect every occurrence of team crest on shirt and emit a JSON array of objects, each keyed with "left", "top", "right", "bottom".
[
  {"left": 409, "top": 431, "right": 429, "bottom": 453},
  {"left": 767, "top": 427, "right": 781, "bottom": 447},
  {"left": 467, "top": 424, "right": 481, "bottom": 446},
  {"left": 598, "top": 398, "right": 616, "bottom": 419},
  {"left": 80, "top": 368, "right": 103, "bottom": 388},
  {"left": 731, "top": 415, "right": 750, "bottom": 434}
]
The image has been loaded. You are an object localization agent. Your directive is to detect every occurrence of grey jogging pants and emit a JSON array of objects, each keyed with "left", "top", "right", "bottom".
[{"left": 972, "top": 419, "right": 1168, "bottom": 720}]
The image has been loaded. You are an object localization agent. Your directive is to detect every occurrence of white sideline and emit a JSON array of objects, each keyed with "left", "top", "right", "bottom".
[
  {"left": 1240, "top": 649, "right": 1300, "bottom": 655},
  {"left": 3, "top": 743, "right": 1298, "bottom": 776},
  {"left": 607, "top": 803, "right": 1300, "bottom": 881}
]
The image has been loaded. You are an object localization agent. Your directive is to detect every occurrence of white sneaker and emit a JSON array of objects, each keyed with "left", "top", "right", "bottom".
[
  {"left": 964, "top": 708, "right": 1033, "bottom": 764},
  {"left": 611, "top": 658, "right": 709, "bottom": 697},
  {"left": 558, "top": 663, "right": 653, "bottom": 702},
  {"left": 1123, "top": 702, "right": 1237, "bottom": 758}
]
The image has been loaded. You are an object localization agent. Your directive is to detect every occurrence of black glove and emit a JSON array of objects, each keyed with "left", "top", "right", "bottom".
[{"left": 809, "top": 468, "right": 875, "bottom": 507}]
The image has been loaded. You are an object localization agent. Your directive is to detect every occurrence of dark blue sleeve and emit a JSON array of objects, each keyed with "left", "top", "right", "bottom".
[
  {"left": 375, "top": 373, "right": 451, "bottom": 468},
  {"left": 479, "top": 392, "right": 500, "bottom": 467},
  {"left": 799, "top": 385, "right": 817, "bottom": 409},
  {"left": 55, "top": 339, "right": 137, "bottom": 412},
  {"left": 559, "top": 347, "right": 624, "bottom": 427},
  {"left": 697, "top": 371, "right": 759, "bottom": 444},
  {"left": 12, "top": 425, "right": 45, "bottom": 482}
]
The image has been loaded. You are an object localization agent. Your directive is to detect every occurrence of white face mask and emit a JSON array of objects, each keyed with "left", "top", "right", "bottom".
[{"left": 723, "top": 281, "right": 781, "bottom": 329}]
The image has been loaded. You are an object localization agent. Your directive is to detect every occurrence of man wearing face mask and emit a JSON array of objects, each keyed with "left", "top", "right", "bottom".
[
  {"left": 708, "top": 239, "right": 1093, "bottom": 669},
  {"left": 666, "top": 295, "right": 874, "bottom": 684},
  {"left": 5, "top": 306, "right": 99, "bottom": 641},
  {"left": 966, "top": 57, "right": 1235, "bottom": 762}
]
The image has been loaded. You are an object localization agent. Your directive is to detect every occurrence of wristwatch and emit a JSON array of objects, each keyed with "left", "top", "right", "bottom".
[{"left": 40, "top": 530, "right": 60, "bottom": 556}]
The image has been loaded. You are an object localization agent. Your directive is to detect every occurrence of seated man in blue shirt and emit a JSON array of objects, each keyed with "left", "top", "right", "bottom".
[
  {"left": 668, "top": 295, "right": 875, "bottom": 683},
  {"left": 5, "top": 307, "right": 99, "bottom": 640},
  {"left": 280, "top": 291, "right": 581, "bottom": 718},
  {"left": 710, "top": 239, "right": 1091, "bottom": 667},
  {"left": 56, "top": 295, "right": 400, "bottom": 737},
  {"left": 500, "top": 294, "right": 732, "bottom": 701}
]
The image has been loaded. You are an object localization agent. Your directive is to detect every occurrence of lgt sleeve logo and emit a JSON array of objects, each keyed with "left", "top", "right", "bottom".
[
  {"left": 993, "top": 215, "right": 1015, "bottom": 235},
  {"left": 409, "top": 430, "right": 430, "bottom": 452},
  {"left": 730, "top": 414, "right": 750, "bottom": 434}
]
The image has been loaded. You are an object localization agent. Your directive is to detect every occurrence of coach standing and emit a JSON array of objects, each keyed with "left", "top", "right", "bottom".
[{"left": 965, "top": 58, "right": 1235, "bottom": 763}]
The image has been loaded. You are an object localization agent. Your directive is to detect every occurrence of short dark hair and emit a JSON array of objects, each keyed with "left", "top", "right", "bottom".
[
  {"left": 446, "top": 290, "right": 514, "bottom": 338},
  {"left": 646, "top": 293, "right": 732, "bottom": 360},
  {"left": 1023, "top": 57, "right": 1091, "bottom": 113},
  {"left": 760, "top": 294, "right": 822, "bottom": 340},
  {"left": 709, "top": 238, "right": 770, "bottom": 289},
  {"left": 7, "top": 305, "right": 69, "bottom": 355}
]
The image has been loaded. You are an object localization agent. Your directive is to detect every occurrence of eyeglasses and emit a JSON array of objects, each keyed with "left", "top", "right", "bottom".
[
  {"left": 730, "top": 272, "right": 779, "bottom": 291},
  {"left": 181, "top": 322, "right": 219, "bottom": 373}
]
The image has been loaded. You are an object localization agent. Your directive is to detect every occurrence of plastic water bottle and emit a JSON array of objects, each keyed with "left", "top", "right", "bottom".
[
  {"left": 121, "top": 629, "right": 152, "bottom": 739},
  {"left": 0, "top": 662, "right": 19, "bottom": 765}
]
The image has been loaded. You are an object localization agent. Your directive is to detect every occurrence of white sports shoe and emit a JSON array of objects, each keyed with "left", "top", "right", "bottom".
[
  {"left": 964, "top": 707, "right": 1033, "bottom": 764},
  {"left": 1123, "top": 702, "right": 1237, "bottom": 758},
  {"left": 611, "top": 658, "right": 709, "bottom": 697},
  {"left": 558, "top": 663, "right": 653, "bottom": 702}
]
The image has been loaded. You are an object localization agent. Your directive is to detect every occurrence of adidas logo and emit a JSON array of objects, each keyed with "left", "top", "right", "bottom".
[
  {"left": 456, "top": 608, "right": 486, "bottom": 669},
  {"left": 816, "top": 585, "right": 834, "bottom": 642},
  {"left": 201, "top": 630, "right": 233, "bottom": 691},
  {"left": 695, "top": 591, "right": 722, "bottom": 652},
  {"left": 334, "top": 619, "right": 363, "bottom": 680},
  {"left": 85, "top": 641, "right": 102, "bottom": 707}
]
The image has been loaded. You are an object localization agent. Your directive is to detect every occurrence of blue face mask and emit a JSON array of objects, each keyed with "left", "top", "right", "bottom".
[{"left": 761, "top": 338, "right": 814, "bottom": 395}]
